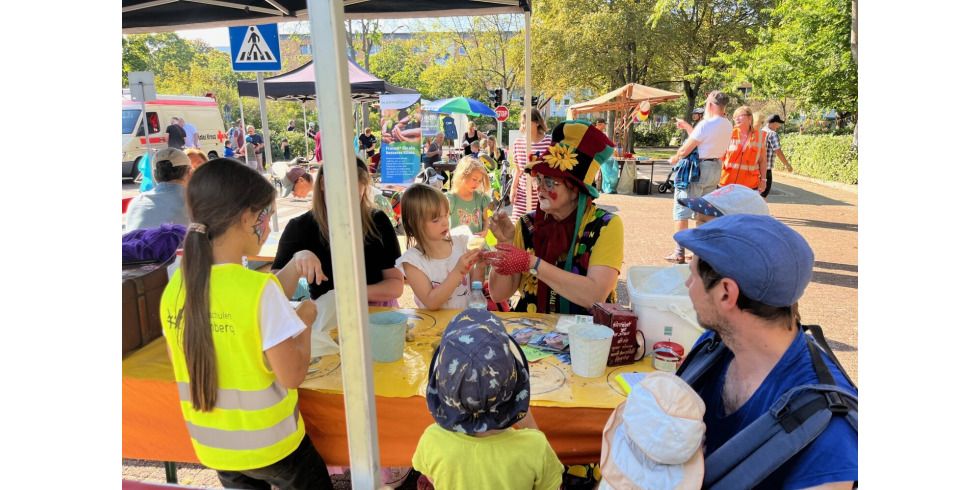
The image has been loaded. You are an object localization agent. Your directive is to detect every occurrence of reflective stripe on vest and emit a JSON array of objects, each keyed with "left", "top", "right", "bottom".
[
  {"left": 176, "top": 381, "right": 288, "bottom": 411},
  {"left": 186, "top": 406, "right": 301, "bottom": 450},
  {"left": 161, "top": 264, "right": 304, "bottom": 470}
]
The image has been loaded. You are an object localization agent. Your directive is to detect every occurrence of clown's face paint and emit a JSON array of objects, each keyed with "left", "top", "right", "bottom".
[{"left": 253, "top": 204, "right": 273, "bottom": 245}]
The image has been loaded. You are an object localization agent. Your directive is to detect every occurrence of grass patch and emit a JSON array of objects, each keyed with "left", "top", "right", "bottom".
[{"left": 632, "top": 147, "right": 676, "bottom": 160}]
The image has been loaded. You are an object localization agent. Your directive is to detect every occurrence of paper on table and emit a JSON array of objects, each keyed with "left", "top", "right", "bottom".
[
  {"left": 310, "top": 291, "right": 339, "bottom": 357},
  {"left": 520, "top": 345, "right": 553, "bottom": 363}
]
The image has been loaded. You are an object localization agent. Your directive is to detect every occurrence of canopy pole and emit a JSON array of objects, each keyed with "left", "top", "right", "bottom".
[
  {"left": 302, "top": 101, "right": 310, "bottom": 158},
  {"left": 523, "top": 10, "right": 533, "bottom": 213},
  {"left": 256, "top": 72, "right": 278, "bottom": 232},
  {"left": 307, "top": 1, "right": 381, "bottom": 489}
]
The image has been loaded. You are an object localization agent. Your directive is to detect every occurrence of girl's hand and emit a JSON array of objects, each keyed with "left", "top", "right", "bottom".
[
  {"left": 488, "top": 210, "right": 515, "bottom": 244},
  {"left": 452, "top": 249, "right": 482, "bottom": 277},
  {"left": 292, "top": 250, "right": 327, "bottom": 285}
]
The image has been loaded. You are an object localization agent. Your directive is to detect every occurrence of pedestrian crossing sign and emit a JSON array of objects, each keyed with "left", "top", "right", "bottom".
[{"left": 229, "top": 24, "right": 282, "bottom": 72}]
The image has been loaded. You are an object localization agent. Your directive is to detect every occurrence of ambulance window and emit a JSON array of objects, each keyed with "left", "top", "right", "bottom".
[
  {"left": 134, "top": 112, "right": 161, "bottom": 136},
  {"left": 122, "top": 109, "right": 140, "bottom": 134}
]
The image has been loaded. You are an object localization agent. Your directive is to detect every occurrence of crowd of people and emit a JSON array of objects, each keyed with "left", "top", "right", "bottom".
[{"left": 126, "top": 89, "right": 852, "bottom": 490}]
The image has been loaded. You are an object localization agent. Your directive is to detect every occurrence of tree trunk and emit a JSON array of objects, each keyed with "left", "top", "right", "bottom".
[
  {"left": 683, "top": 80, "right": 697, "bottom": 123},
  {"left": 851, "top": 0, "right": 858, "bottom": 149}
]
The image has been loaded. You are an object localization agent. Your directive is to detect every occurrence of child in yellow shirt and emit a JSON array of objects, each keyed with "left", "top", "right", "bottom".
[{"left": 411, "top": 309, "right": 564, "bottom": 489}]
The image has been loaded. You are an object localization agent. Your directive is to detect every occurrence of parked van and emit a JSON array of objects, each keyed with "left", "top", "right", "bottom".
[{"left": 122, "top": 92, "right": 226, "bottom": 179}]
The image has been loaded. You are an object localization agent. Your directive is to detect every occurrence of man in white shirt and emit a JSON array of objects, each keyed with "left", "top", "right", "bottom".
[
  {"left": 179, "top": 117, "right": 199, "bottom": 149},
  {"left": 664, "top": 90, "right": 733, "bottom": 264}
]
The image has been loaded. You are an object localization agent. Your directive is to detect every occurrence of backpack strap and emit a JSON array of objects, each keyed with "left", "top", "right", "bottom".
[
  {"left": 703, "top": 383, "right": 858, "bottom": 489},
  {"left": 676, "top": 331, "right": 727, "bottom": 389}
]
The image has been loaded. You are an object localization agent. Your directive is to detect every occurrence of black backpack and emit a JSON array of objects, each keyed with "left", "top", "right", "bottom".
[{"left": 676, "top": 324, "right": 858, "bottom": 489}]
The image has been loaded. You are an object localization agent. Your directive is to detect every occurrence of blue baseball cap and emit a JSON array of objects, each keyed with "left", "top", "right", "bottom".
[
  {"left": 674, "top": 215, "right": 813, "bottom": 307},
  {"left": 426, "top": 309, "right": 530, "bottom": 434}
]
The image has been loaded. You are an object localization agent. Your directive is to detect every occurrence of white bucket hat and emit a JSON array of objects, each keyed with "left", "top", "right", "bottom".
[
  {"left": 599, "top": 372, "right": 706, "bottom": 490},
  {"left": 677, "top": 184, "right": 769, "bottom": 218}
]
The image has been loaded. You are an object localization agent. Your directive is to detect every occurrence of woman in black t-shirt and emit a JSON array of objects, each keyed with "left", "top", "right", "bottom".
[
  {"left": 272, "top": 158, "right": 404, "bottom": 305},
  {"left": 461, "top": 121, "right": 484, "bottom": 155}
]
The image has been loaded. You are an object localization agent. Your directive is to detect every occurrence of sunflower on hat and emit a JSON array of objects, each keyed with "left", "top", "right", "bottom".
[{"left": 526, "top": 120, "right": 615, "bottom": 199}]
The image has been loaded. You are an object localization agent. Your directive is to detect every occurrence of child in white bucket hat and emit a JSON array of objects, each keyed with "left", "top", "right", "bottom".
[{"left": 599, "top": 372, "right": 706, "bottom": 489}]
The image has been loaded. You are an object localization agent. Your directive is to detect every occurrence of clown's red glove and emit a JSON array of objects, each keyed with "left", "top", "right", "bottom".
[{"left": 483, "top": 243, "right": 533, "bottom": 275}]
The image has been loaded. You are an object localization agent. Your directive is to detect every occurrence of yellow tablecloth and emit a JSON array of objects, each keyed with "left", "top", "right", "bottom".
[{"left": 122, "top": 309, "right": 657, "bottom": 465}]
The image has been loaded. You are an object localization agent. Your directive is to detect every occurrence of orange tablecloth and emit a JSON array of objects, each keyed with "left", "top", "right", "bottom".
[{"left": 122, "top": 310, "right": 653, "bottom": 465}]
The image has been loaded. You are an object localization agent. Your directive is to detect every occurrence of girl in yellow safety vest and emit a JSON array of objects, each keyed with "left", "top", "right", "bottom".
[{"left": 160, "top": 158, "right": 334, "bottom": 489}]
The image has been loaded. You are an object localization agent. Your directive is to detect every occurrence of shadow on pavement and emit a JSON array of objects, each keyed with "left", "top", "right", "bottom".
[
  {"left": 810, "top": 270, "right": 858, "bottom": 289},
  {"left": 826, "top": 338, "right": 857, "bottom": 352},
  {"left": 778, "top": 217, "right": 858, "bottom": 233},
  {"left": 767, "top": 182, "right": 853, "bottom": 207},
  {"left": 814, "top": 260, "right": 858, "bottom": 273}
]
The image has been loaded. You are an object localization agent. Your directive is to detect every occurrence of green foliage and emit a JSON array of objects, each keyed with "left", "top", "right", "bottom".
[
  {"left": 718, "top": 0, "right": 857, "bottom": 116},
  {"left": 270, "top": 130, "right": 315, "bottom": 161},
  {"left": 633, "top": 123, "right": 682, "bottom": 147},
  {"left": 780, "top": 134, "right": 857, "bottom": 184}
]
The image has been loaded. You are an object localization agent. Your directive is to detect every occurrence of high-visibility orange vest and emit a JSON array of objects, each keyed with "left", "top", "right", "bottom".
[{"left": 720, "top": 128, "right": 765, "bottom": 189}]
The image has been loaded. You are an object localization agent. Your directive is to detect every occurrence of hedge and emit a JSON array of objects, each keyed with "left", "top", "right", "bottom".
[{"left": 780, "top": 134, "right": 858, "bottom": 185}]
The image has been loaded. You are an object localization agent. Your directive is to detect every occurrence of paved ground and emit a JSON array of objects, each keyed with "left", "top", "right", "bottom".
[{"left": 122, "top": 164, "right": 857, "bottom": 487}]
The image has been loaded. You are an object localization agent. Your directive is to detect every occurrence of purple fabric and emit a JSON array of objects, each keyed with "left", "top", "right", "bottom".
[{"left": 122, "top": 224, "right": 187, "bottom": 263}]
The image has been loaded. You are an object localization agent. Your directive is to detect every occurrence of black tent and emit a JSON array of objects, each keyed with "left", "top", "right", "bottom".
[
  {"left": 236, "top": 59, "right": 416, "bottom": 102},
  {"left": 122, "top": 0, "right": 530, "bottom": 33}
]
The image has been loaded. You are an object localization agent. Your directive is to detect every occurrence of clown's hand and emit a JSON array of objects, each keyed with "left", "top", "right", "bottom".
[
  {"left": 488, "top": 210, "right": 515, "bottom": 244},
  {"left": 483, "top": 243, "right": 532, "bottom": 276}
]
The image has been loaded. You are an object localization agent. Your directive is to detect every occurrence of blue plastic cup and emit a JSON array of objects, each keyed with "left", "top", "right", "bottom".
[{"left": 369, "top": 311, "right": 409, "bottom": 363}]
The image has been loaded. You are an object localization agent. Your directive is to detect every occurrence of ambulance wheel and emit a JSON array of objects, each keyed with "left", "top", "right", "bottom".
[
  {"left": 131, "top": 156, "right": 143, "bottom": 182},
  {"left": 208, "top": 151, "right": 219, "bottom": 160}
]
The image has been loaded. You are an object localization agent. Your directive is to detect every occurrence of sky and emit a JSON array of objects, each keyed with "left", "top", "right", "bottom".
[{"left": 176, "top": 18, "right": 467, "bottom": 48}]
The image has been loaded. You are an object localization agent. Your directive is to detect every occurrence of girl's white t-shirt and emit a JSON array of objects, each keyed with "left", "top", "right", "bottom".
[{"left": 395, "top": 235, "right": 471, "bottom": 310}]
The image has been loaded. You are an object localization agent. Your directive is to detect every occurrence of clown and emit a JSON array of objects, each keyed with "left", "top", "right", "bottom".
[{"left": 485, "top": 120, "right": 625, "bottom": 314}]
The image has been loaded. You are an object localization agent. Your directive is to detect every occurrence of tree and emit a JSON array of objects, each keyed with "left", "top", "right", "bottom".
[
  {"left": 648, "top": 0, "right": 774, "bottom": 116},
  {"left": 719, "top": 0, "right": 857, "bottom": 124}
]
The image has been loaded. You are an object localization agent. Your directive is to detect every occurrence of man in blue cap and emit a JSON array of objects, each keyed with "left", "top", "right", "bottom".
[{"left": 675, "top": 215, "right": 857, "bottom": 489}]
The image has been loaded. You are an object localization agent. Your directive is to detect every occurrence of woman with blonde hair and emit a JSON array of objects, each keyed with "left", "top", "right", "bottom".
[
  {"left": 719, "top": 105, "right": 766, "bottom": 192},
  {"left": 272, "top": 158, "right": 403, "bottom": 306}
]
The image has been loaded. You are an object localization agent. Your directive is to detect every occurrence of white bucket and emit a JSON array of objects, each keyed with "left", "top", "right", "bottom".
[
  {"left": 627, "top": 265, "right": 705, "bottom": 357},
  {"left": 568, "top": 323, "right": 614, "bottom": 378}
]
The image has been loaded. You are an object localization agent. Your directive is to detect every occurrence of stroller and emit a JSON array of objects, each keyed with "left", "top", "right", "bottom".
[{"left": 657, "top": 165, "right": 676, "bottom": 194}]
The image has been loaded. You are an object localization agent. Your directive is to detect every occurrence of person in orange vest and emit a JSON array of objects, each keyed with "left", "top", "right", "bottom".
[{"left": 719, "top": 106, "right": 766, "bottom": 193}]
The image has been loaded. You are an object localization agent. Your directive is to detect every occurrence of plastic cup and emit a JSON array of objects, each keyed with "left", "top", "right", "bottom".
[
  {"left": 369, "top": 311, "right": 408, "bottom": 363},
  {"left": 568, "top": 323, "right": 614, "bottom": 378}
]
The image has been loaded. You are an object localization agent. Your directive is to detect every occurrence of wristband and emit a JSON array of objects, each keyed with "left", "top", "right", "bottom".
[{"left": 529, "top": 256, "right": 542, "bottom": 276}]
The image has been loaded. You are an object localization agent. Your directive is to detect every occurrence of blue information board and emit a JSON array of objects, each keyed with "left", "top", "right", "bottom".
[{"left": 229, "top": 24, "right": 281, "bottom": 72}]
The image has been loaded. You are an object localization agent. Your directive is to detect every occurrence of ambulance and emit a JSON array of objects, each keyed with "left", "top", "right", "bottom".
[{"left": 122, "top": 91, "right": 226, "bottom": 179}]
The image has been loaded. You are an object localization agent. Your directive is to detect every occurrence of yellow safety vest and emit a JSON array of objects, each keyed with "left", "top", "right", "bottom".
[{"left": 161, "top": 264, "right": 305, "bottom": 471}]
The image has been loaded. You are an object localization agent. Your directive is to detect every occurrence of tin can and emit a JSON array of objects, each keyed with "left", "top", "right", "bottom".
[{"left": 652, "top": 341, "right": 685, "bottom": 373}]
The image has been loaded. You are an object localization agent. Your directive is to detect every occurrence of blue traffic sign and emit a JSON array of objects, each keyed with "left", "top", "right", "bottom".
[{"left": 229, "top": 24, "right": 281, "bottom": 72}]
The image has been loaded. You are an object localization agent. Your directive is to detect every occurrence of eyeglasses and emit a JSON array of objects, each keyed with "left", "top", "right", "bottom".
[{"left": 535, "top": 174, "right": 562, "bottom": 191}]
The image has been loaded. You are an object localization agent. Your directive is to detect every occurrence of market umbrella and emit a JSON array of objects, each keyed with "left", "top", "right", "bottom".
[{"left": 422, "top": 97, "right": 496, "bottom": 117}]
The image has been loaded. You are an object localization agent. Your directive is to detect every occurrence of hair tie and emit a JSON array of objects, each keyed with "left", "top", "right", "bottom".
[{"left": 188, "top": 223, "right": 208, "bottom": 234}]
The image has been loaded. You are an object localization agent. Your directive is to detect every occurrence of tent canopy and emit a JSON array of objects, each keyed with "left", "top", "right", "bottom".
[
  {"left": 123, "top": 0, "right": 530, "bottom": 34},
  {"left": 236, "top": 59, "right": 416, "bottom": 102},
  {"left": 567, "top": 83, "right": 682, "bottom": 118}
]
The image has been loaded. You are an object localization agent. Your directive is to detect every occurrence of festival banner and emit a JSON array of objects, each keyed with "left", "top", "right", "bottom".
[{"left": 379, "top": 94, "right": 423, "bottom": 184}]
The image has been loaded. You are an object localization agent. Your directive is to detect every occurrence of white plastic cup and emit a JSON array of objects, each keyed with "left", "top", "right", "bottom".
[
  {"left": 568, "top": 323, "right": 614, "bottom": 378},
  {"left": 369, "top": 311, "right": 408, "bottom": 363}
]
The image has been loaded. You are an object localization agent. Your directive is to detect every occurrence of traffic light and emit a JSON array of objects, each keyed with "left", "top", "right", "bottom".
[
  {"left": 489, "top": 88, "right": 503, "bottom": 107},
  {"left": 531, "top": 96, "right": 540, "bottom": 107}
]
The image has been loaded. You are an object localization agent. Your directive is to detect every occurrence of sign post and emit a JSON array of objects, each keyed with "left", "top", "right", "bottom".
[
  {"left": 229, "top": 24, "right": 282, "bottom": 230},
  {"left": 495, "top": 105, "right": 510, "bottom": 145},
  {"left": 128, "top": 71, "right": 157, "bottom": 191}
]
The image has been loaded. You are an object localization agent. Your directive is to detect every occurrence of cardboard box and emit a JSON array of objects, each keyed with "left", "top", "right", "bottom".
[{"left": 592, "top": 303, "right": 643, "bottom": 366}]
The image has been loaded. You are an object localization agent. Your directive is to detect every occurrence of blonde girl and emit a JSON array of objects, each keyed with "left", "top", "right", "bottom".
[
  {"left": 160, "top": 158, "right": 332, "bottom": 489},
  {"left": 448, "top": 155, "right": 492, "bottom": 236},
  {"left": 395, "top": 184, "right": 481, "bottom": 310}
]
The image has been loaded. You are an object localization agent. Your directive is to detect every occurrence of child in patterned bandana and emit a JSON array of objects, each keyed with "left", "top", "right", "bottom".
[{"left": 412, "top": 309, "right": 564, "bottom": 489}]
